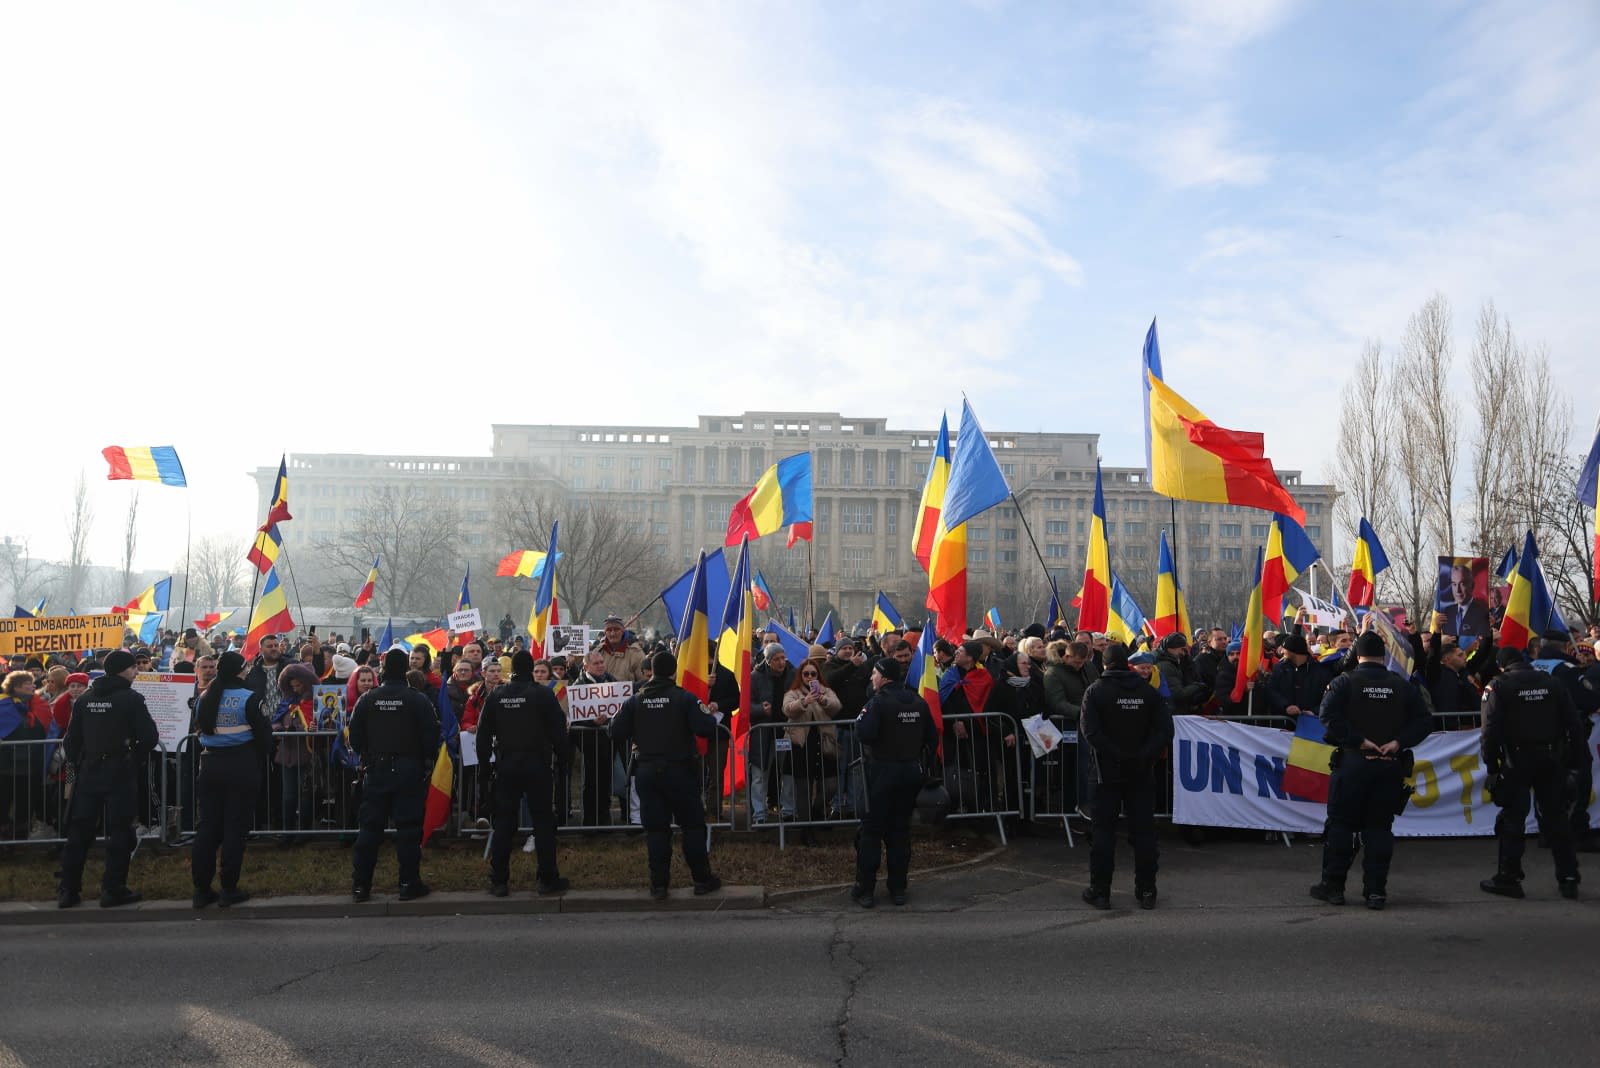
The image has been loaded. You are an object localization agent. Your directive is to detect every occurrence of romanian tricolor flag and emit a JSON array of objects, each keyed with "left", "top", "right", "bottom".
[
  {"left": 913, "top": 413, "right": 952, "bottom": 573},
  {"left": 421, "top": 673, "right": 456, "bottom": 846},
  {"left": 1282, "top": 714, "right": 1334, "bottom": 803},
  {"left": 1078, "top": 463, "right": 1111, "bottom": 632},
  {"left": 122, "top": 577, "right": 172, "bottom": 644},
  {"left": 1106, "top": 571, "right": 1147, "bottom": 646},
  {"left": 1501, "top": 529, "right": 1566, "bottom": 651},
  {"left": 941, "top": 399, "right": 1013, "bottom": 531},
  {"left": 242, "top": 567, "right": 293, "bottom": 660},
  {"left": 453, "top": 566, "right": 474, "bottom": 646},
  {"left": 404, "top": 629, "right": 450, "bottom": 654},
  {"left": 495, "top": 549, "right": 557, "bottom": 578},
  {"left": 193, "top": 609, "right": 232, "bottom": 631},
  {"left": 1495, "top": 544, "right": 1519, "bottom": 584},
  {"left": 259, "top": 455, "right": 292, "bottom": 530},
  {"left": 925, "top": 418, "right": 969, "bottom": 642},
  {"left": 1152, "top": 530, "right": 1190, "bottom": 642},
  {"left": 1141, "top": 319, "right": 1305, "bottom": 524},
  {"left": 247, "top": 523, "right": 282, "bottom": 575},
  {"left": 1230, "top": 547, "right": 1267, "bottom": 703},
  {"left": 527, "top": 522, "right": 559, "bottom": 656},
  {"left": 983, "top": 607, "right": 1002, "bottom": 632},
  {"left": 102, "top": 445, "right": 187, "bottom": 488},
  {"left": 1261, "top": 513, "right": 1321, "bottom": 626},
  {"left": 1346, "top": 517, "right": 1389, "bottom": 608},
  {"left": 871, "top": 592, "right": 904, "bottom": 634},
  {"left": 751, "top": 571, "right": 774, "bottom": 613},
  {"left": 1576, "top": 427, "right": 1600, "bottom": 603},
  {"left": 910, "top": 622, "right": 944, "bottom": 759},
  {"left": 717, "top": 538, "right": 756, "bottom": 794},
  {"left": 354, "top": 556, "right": 380, "bottom": 609},
  {"left": 725, "top": 453, "right": 814, "bottom": 547},
  {"left": 676, "top": 550, "right": 713, "bottom": 702},
  {"left": 816, "top": 611, "right": 836, "bottom": 647},
  {"left": 1046, "top": 584, "right": 1066, "bottom": 629}
]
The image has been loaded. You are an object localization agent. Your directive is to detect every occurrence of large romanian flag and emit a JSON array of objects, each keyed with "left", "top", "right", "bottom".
[
  {"left": 1261, "top": 513, "right": 1321, "bottom": 626},
  {"left": 102, "top": 445, "right": 187, "bottom": 488},
  {"left": 1501, "top": 529, "right": 1566, "bottom": 651},
  {"left": 1230, "top": 547, "right": 1267, "bottom": 704},
  {"left": 1346, "top": 517, "right": 1389, "bottom": 608},
  {"left": 353, "top": 555, "right": 380, "bottom": 609},
  {"left": 1577, "top": 427, "right": 1600, "bottom": 603},
  {"left": 122, "top": 577, "right": 172, "bottom": 644},
  {"left": 421, "top": 673, "right": 457, "bottom": 846},
  {"left": 717, "top": 538, "right": 755, "bottom": 794},
  {"left": 725, "top": 453, "right": 813, "bottom": 547},
  {"left": 677, "top": 550, "right": 713, "bottom": 702},
  {"left": 1141, "top": 320, "right": 1304, "bottom": 524},
  {"left": 495, "top": 549, "right": 557, "bottom": 578},
  {"left": 1106, "top": 571, "right": 1148, "bottom": 646},
  {"left": 242, "top": 567, "right": 293, "bottom": 659},
  {"left": 259, "top": 455, "right": 292, "bottom": 529},
  {"left": 527, "top": 522, "right": 560, "bottom": 656},
  {"left": 871, "top": 591, "right": 903, "bottom": 634},
  {"left": 910, "top": 622, "right": 944, "bottom": 759},
  {"left": 1078, "top": 463, "right": 1111, "bottom": 632},
  {"left": 1282, "top": 714, "right": 1334, "bottom": 803},
  {"left": 1152, "top": 530, "right": 1190, "bottom": 642},
  {"left": 913, "top": 413, "right": 952, "bottom": 573}
]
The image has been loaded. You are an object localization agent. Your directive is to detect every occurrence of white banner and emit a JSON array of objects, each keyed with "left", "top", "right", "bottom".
[
  {"left": 133, "top": 672, "right": 198, "bottom": 753},
  {"left": 448, "top": 608, "right": 483, "bottom": 633},
  {"left": 1171, "top": 717, "right": 1600, "bottom": 837},
  {"left": 567, "top": 680, "right": 632, "bottom": 723},
  {"left": 1294, "top": 589, "right": 1348, "bottom": 629}
]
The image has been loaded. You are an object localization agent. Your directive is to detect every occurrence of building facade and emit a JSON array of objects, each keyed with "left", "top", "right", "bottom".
[{"left": 255, "top": 412, "right": 1337, "bottom": 631}]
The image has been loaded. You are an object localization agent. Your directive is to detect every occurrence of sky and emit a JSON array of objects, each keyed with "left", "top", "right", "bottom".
[{"left": 4, "top": 0, "right": 1598, "bottom": 573}]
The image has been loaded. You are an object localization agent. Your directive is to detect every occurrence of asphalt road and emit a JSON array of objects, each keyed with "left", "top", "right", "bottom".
[{"left": 2, "top": 833, "right": 1595, "bottom": 1067}]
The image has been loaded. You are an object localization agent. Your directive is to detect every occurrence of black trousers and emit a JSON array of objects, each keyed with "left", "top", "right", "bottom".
[
  {"left": 1089, "top": 776, "right": 1158, "bottom": 891},
  {"left": 1567, "top": 742, "right": 1594, "bottom": 839},
  {"left": 192, "top": 745, "right": 262, "bottom": 891},
  {"left": 60, "top": 762, "right": 138, "bottom": 893},
  {"left": 489, "top": 755, "right": 559, "bottom": 884},
  {"left": 352, "top": 759, "right": 425, "bottom": 889},
  {"left": 855, "top": 760, "right": 921, "bottom": 894},
  {"left": 635, "top": 758, "right": 711, "bottom": 888},
  {"left": 573, "top": 728, "right": 614, "bottom": 826},
  {"left": 1321, "top": 755, "right": 1405, "bottom": 894},
  {"left": 1497, "top": 749, "right": 1579, "bottom": 882}
]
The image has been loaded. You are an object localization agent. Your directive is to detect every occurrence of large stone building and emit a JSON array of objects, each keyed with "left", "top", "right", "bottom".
[{"left": 254, "top": 412, "right": 1336, "bottom": 631}]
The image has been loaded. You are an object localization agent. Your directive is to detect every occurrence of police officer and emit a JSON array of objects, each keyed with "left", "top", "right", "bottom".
[
  {"left": 1079, "top": 642, "right": 1173, "bottom": 910},
  {"left": 1480, "top": 647, "right": 1582, "bottom": 899},
  {"left": 851, "top": 656, "right": 936, "bottom": 908},
  {"left": 348, "top": 648, "right": 439, "bottom": 902},
  {"left": 478, "top": 650, "right": 570, "bottom": 897},
  {"left": 608, "top": 650, "right": 722, "bottom": 899},
  {"left": 58, "top": 649, "right": 160, "bottom": 909},
  {"left": 1310, "top": 630, "right": 1431, "bottom": 910},
  {"left": 191, "top": 651, "right": 272, "bottom": 909}
]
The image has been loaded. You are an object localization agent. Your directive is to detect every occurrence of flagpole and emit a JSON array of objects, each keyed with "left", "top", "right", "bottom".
[
  {"left": 1009, "top": 492, "right": 1060, "bottom": 604},
  {"left": 624, "top": 591, "right": 665, "bottom": 634},
  {"left": 806, "top": 538, "right": 815, "bottom": 632},
  {"left": 179, "top": 494, "right": 192, "bottom": 637},
  {"left": 277, "top": 537, "right": 309, "bottom": 637}
]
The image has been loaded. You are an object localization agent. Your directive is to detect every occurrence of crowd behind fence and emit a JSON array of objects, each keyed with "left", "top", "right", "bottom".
[{"left": 0, "top": 711, "right": 1486, "bottom": 849}]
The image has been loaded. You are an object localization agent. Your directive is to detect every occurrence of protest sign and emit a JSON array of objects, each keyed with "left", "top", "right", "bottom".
[
  {"left": 567, "top": 680, "right": 632, "bottom": 723},
  {"left": 1433, "top": 556, "right": 1491, "bottom": 646},
  {"left": 548, "top": 625, "right": 591, "bottom": 656},
  {"left": 0, "top": 614, "right": 126, "bottom": 656},
  {"left": 447, "top": 608, "right": 483, "bottom": 633},
  {"left": 313, "top": 685, "right": 345, "bottom": 727},
  {"left": 1171, "top": 717, "right": 1600, "bottom": 836},
  {"left": 134, "top": 672, "right": 197, "bottom": 752}
]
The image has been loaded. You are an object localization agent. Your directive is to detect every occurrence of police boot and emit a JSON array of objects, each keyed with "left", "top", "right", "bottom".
[
  {"left": 352, "top": 883, "right": 372, "bottom": 903},
  {"left": 218, "top": 888, "right": 250, "bottom": 908},
  {"left": 693, "top": 872, "right": 723, "bottom": 896},
  {"left": 536, "top": 876, "right": 571, "bottom": 896},
  {"left": 1479, "top": 871, "right": 1525, "bottom": 899},
  {"left": 57, "top": 886, "right": 81, "bottom": 910},
  {"left": 99, "top": 887, "right": 142, "bottom": 909},
  {"left": 192, "top": 887, "right": 219, "bottom": 909},
  {"left": 850, "top": 885, "right": 875, "bottom": 909},
  {"left": 1558, "top": 877, "right": 1579, "bottom": 899},
  {"left": 1308, "top": 881, "right": 1344, "bottom": 906},
  {"left": 1081, "top": 886, "right": 1110, "bottom": 910},
  {"left": 1135, "top": 885, "right": 1157, "bottom": 910},
  {"left": 397, "top": 881, "right": 432, "bottom": 902}
]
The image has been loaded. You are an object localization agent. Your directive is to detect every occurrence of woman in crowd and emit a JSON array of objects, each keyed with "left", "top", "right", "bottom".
[
  {"left": 272, "top": 662, "right": 322, "bottom": 836},
  {"left": 782, "top": 658, "right": 842, "bottom": 826},
  {"left": 0, "top": 670, "right": 52, "bottom": 840},
  {"left": 191, "top": 651, "right": 271, "bottom": 908}
]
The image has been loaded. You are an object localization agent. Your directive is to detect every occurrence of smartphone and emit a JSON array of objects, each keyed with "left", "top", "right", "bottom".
[{"left": 809, "top": 680, "right": 820, "bottom": 694}]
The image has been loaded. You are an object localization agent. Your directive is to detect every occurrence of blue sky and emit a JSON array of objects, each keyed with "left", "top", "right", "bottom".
[{"left": 3, "top": 0, "right": 1597, "bottom": 570}]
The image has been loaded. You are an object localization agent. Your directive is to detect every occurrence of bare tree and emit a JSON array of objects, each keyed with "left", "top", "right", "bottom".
[
  {"left": 315, "top": 487, "right": 464, "bottom": 616},
  {"left": 64, "top": 471, "right": 96, "bottom": 613},
  {"left": 0, "top": 536, "right": 57, "bottom": 612},
  {"left": 1468, "top": 301, "right": 1525, "bottom": 558},
  {"left": 1394, "top": 293, "right": 1460, "bottom": 553},
  {"left": 119, "top": 491, "right": 140, "bottom": 603},
  {"left": 1335, "top": 340, "right": 1396, "bottom": 598},
  {"left": 1506, "top": 345, "right": 1572, "bottom": 548},
  {"left": 1390, "top": 383, "right": 1432, "bottom": 626},
  {"left": 186, "top": 534, "right": 250, "bottom": 611},
  {"left": 495, "top": 490, "right": 675, "bottom": 625}
]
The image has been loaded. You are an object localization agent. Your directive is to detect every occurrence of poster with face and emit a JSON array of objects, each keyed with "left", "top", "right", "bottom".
[{"left": 1433, "top": 556, "right": 1491, "bottom": 647}]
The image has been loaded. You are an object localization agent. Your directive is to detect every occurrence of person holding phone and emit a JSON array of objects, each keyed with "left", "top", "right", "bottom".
[{"left": 782, "top": 659, "right": 842, "bottom": 826}]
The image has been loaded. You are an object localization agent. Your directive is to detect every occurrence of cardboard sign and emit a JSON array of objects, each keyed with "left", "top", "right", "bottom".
[
  {"left": 566, "top": 680, "right": 632, "bottom": 723},
  {"left": 313, "top": 684, "right": 345, "bottom": 727},
  {"left": 133, "top": 672, "right": 198, "bottom": 753},
  {"left": 548, "top": 625, "right": 591, "bottom": 656},
  {"left": 448, "top": 608, "right": 483, "bottom": 633},
  {"left": 0, "top": 614, "right": 127, "bottom": 656}
]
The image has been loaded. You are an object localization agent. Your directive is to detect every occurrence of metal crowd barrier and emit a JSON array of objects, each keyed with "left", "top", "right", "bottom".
[
  {"left": 0, "top": 739, "right": 169, "bottom": 847},
  {"left": 1024, "top": 715, "right": 1079, "bottom": 847},
  {"left": 742, "top": 717, "right": 867, "bottom": 849},
  {"left": 939, "top": 712, "right": 1024, "bottom": 845}
]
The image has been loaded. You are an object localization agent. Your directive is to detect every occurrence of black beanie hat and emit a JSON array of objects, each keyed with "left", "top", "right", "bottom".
[
  {"left": 104, "top": 649, "right": 136, "bottom": 675},
  {"left": 511, "top": 651, "right": 537, "bottom": 676},
  {"left": 382, "top": 648, "right": 411, "bottom": 681},
  {"left": 1104, "top": 642, "right": 1131, "bottom": 669},
  {"left": 873, "top": 656, "right": 903, "bottom": 682},
  {"left": 216, "top": 651, "right": 246, "bottom": 682},
  {"left": 1355, "top": 631, "right": 1386, "bottom": 658}
]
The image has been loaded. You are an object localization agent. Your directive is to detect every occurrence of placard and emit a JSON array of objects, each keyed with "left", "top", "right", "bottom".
[
  {"left": 548, "top": 625, "right": 591, "bottom": 656},
  {"left": 567, "top": 680, "right": 632, "bottom": 723},
  {"left": 0, "top": 614, "right": 127, "bottom": 655},
  {"left": 447, "top": 608, "right": 483, "bottom": 633},
  {"left": 133, "top": 672, "right": 198, "bottom": 753},
  {"left": 312, "top": 685, "right": 345, "bottom": 727},
  {"left": 460, "top": 729, "right": 480, "bottom": 767}
]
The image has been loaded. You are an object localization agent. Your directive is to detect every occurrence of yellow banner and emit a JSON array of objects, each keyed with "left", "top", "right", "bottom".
[{"left": 0, "top": 614, "right": 127, "bottom": 656}]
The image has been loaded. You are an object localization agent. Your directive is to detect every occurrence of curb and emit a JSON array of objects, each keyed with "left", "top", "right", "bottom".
[
  {"left": 764, "top": 843, "right": 1009, "bottom": 906},
  {"left": 0, "top": 886, "right": 766, "bottom": 926}
]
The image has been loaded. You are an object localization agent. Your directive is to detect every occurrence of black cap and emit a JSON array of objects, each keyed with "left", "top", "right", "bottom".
[
  {"left": 1542, "top": 629, "right": 1571, "bottom": 644},
  {"left": 1283, "top": 634, "right": 1310, "bottom": 656},
  {"left": 872, "top": 656, "right": 903, "bottom": 682},
  {"left": 382, "top": 648, "right": 411, "bottom": 681},
  {"left": 1161, "top": 633, "right": 1187, "bottom": 650},
  {"left": 1355, "top": 631, "right": 1386, "bottom": 658},
  {"left": 1022, "top": 623, "right": 1046, "bottom": 639}
]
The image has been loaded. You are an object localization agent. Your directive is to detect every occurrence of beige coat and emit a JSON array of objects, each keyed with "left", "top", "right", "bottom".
[{"left": 781, "top": 685, "right": 841, "bottom": 757}]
